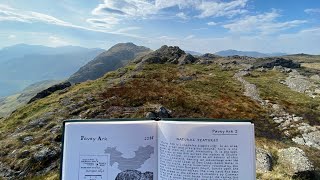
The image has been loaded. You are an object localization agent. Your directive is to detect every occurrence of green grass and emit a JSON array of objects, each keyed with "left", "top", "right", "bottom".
[
  {"left": 246, "top": 70, "right": 320, "bottom": 125},
  {"left": 1, "top": 62, "right": 318, "bottom": 179}
]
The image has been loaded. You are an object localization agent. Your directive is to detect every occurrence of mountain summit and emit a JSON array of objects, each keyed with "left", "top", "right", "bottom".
[
  {"left": 134, "top": 45, "right": 197, "bottom": 65},
  {"left": 68, "top": 42, "right": 151, "bottom": 83}
]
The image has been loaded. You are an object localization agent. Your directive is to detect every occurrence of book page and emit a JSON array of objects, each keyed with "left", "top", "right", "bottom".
[
  {"left": 158, "top": 121, "right": 255, "bottom": 180},
  {"left": 61, "top": 121, "right": 157, "bottom": 180}
]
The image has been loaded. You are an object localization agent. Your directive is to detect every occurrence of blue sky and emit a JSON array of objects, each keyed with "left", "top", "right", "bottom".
[{"left": 0, "top": 0, "right": 319, "bottom": 54}]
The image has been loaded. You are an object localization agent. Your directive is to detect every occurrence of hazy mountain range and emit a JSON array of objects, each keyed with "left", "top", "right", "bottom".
[
  {"left": 215, "top": 49, "right": 287, "bottom": 57},
  {"left": 0, "top": 44, "right": 104, "bottom": 97}
]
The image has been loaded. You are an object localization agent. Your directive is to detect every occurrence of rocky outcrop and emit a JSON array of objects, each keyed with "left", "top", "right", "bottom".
[
  {"left": 227, "top": 55, "right": 255, "bottom": 61},
  {"left": 292, "top": 129, "right": 320, "bottom": 150},
  {"left": 115, "top": 170, "right": 153, "bottom": 180},
  {"left": 253, "top": 58, "right": 300, "bottom": 69},
  {"left": 235, "top": 68, "right": 320, "bottom": 150},
  {"left": 278, "top": 147, "right": 314, "bottom": 179},
  {"left": 201, "top": 53, "right": 220, "bottom": 60},
  {"left": 28, "top": 82, "right": 71, "bottom": 104},
  {"left": 178, "top": 53, "right": 197, "bottom": 65},
  {"left": 282, "top": 70, "right": 320, "bottom": 98},
  {"left": 135, "top": 45, "right": 197, "bottom": 65},
  {"left": 145, "top": 105, "right": 172, "bottom": 118},
  {"left": 256, "top": 148, "right": 273, "bottom": 173},
  {"left": 234, "top": 70, "right": 263, "bottom": 103},
  {"left": 32, "top": 146, "right": 60, "bottom": 162}
]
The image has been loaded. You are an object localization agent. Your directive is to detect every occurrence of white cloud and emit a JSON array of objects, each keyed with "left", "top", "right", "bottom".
[
  {"left": 92, "top": 0, "right": 159, "bottom": 17},
  {"left": 113, "top": 26, "right": 141, "bottom": 34},
  {"left": 196, "top": 0, "right": 248, "bottom": 18},
  {"left": 176, "top": 12, "right": 188, "bottom": 20},
  {"left": 184, "top": 35, "right": 195, "bottom": 40},
  {"left": 0, "top": 4, "right": 81, "bottom": 28},
  {"left": 192, "top": 27, "right": 208, "bottom": 31},
  {"left": 0, "top": 4, "right": 144, "bottom": 38},
  {"left": 86, "top": 17, "right": 120, "bottom": 29},
  {"left": 8, "top": 34, "right": 16, "bottom": 39},
  {"left": 207, "top": 21, "right": 217, "bottom": 26},
  {"left": 305, "top": 8, "right": 320, "bottom": 14},
  {"left": 223, "top": 10, "right": 307, "bottom": 34},
  {"left": 90, "top": 0, "right": 250, "bottom": 22},
  {"left": 48, "top": 36, "right": 71, "bottom": 46}
]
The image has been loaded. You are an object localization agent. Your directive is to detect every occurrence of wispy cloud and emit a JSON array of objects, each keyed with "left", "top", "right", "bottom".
[
  {"left": 90, "top": 0, "right": 250, "bottom": 26},
  {"left": 207, "top": 21, "right": 217, "bottom": 26},
  {"left": 8, "top": 34, "right": 16, "bottom": 39},
  {"left": 196, "top": 0, "right": 248, "bottom": 18},
  {"left": 304, "top": 8, "right": 320, "bottom": 14},
  {"left": 223, "top": 10, "right": 307, "bottom": 34},
  {"left": 0, "top": 4, "right": 87, "bottom": 29},
  {"left": 0, "top": 4, "right": 144, "bottom": 38},
  {"left": 176, "top": 12, "right": 189, "bottom": 20},
  {"left": 113, "top": 26, "right": 141, "bottom": 34},
  {"left": 184, "top": 35, "right": 195, "bottom": 40},
  {"left": 86, "top": 17, "right": 120, "bottom": 29},
  {"left": 48, "top": 36, "right": 71, "bottom": 46}
]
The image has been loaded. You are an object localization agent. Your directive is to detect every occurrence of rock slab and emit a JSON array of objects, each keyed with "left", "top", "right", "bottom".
[
  {"left": 256, "top": 148, "right": 273, "bottom": 173},
  {"left": 278, "top": 147, "right": 314, "bottom": 179}
]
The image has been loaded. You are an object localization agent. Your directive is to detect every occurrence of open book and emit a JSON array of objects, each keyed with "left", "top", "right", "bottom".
[{"left": 61, "top": 119, "right": 255, "bottom": 180}]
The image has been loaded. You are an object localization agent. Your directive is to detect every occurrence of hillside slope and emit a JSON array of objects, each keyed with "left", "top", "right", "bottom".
[
  {"left": 0, "top": 80, "right": 62, "bottom": 118},
  {"left": 0, "top": 46, "right": 319, "bottom": 180},
  {"left": 68, "top": 42, "right": 151, "bottom": 83}
]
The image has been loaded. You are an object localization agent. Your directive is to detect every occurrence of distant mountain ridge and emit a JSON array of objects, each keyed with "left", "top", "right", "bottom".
[
  {"left": 215, "top": 49, "right": 287, "bottom": 57},
  {"left": 185, "top": 50, "right": 202, "bottom": 56},
  {"left": 68, "top": 42, "right": 151, "bottom": 83},
  {"left": 0, "top": 44, "right": 102, "bottom": 63},
  {"left": 0, "top": 44, "right": 104, "bottom": 97}
]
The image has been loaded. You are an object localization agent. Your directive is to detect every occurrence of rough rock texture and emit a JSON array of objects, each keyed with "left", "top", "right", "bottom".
[
  {"left": 310, "top": 74, "right": 320, "bottom": 80},
  {"left": 0, "top": 162, "right": 19, "bottom": 179},
  {"left": 234, "top": 70, "right": 263, "bottom": 103},
  {"left": 145, "top": 105, "right": 172, "bottom": 118},
  {"left": 135, "top": 45, "right": 197, "bottom": 65},
  {"left": 178, "top": 53, "right": 197, "bottom": 65},
  {"left": 253, "top": 57, "right": 300, "bottom": 69},
  {"left": 28, "top": 82, "right": 71, "bottom": 103},
  {"left": 32, "top": 147, "right": 59, "bottom": 162},
  {"left": 227, "top": 55, "right": 255, "bottom": 61},
  {"left": 235, "top": 67, "right": 320, "bottom": 150},
  {"left": 69, "top": 42, "right": 151, "bottom": 83},
  {"left": 256, "top": 148, "right": 273, "bottom": 173},
  {"left": 115, "top": 170, "right": 153, "bottom": 180},
  {"left": 292, "top": 131, "right": 320, "bottom": 150},
  {"left": 201, "top": 53, "right": 220, "bottom": 60},
  {"left": 284, "top": 71, "right": 313, "bottom": 93},
  {"left": 283, "top": 70, "right": 320, "bottom": 98},
  {"left": 278, "top": 147, "right": 314, "bottom": 178}
]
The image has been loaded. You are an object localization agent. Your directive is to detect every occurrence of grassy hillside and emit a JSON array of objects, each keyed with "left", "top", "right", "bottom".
[
  {"left": 0, "top": 80, "right": 62, "bottom": 118},
  {"left": 0, "top": 51, "right": 319, "bottom": 179}
]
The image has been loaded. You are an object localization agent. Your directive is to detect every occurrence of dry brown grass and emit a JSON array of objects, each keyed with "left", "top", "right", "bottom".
[{"left": 301, "top": 63, "right": 320, "bottom": 70}]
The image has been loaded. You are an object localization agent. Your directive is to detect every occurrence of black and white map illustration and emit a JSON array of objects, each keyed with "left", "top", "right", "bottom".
[{"left": 104, "top": 145, "right": 154, "bottom": 180}]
